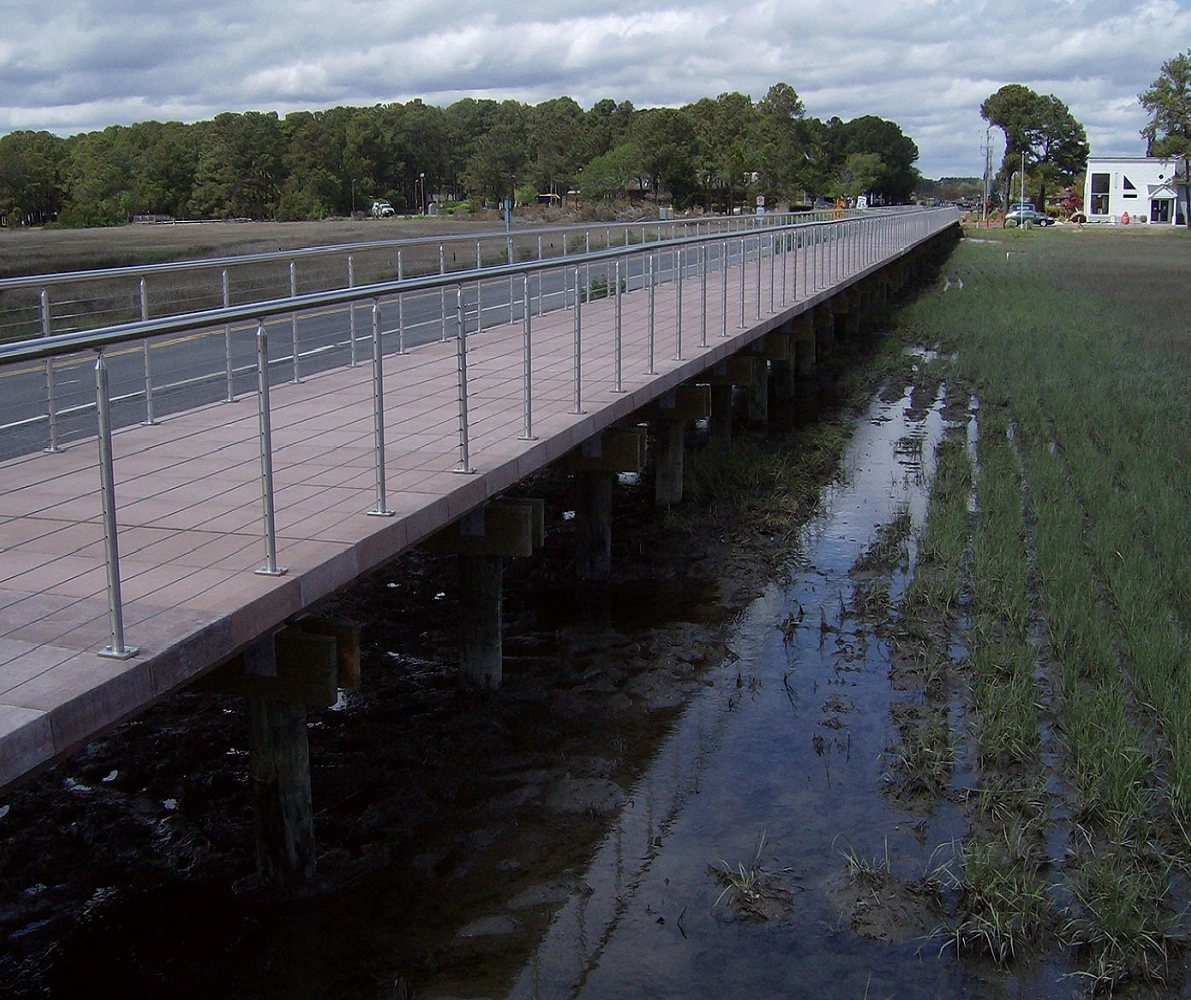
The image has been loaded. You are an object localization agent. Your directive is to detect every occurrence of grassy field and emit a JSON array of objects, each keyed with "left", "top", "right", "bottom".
[
  {"left": 0, "top": 217, "right": 516, "bottom": 277},
  {"left": 890, "top": 224, "right": 1191, "bottom": 992}
]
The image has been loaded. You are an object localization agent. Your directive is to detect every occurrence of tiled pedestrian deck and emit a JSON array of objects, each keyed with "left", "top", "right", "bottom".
[{"left": 0, "top": 216, "right": 954, "bottom": 789}]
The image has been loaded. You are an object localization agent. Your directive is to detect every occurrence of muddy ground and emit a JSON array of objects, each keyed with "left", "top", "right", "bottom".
[{"left": 0, "top": 360, "right": 868, "bottom": 999}]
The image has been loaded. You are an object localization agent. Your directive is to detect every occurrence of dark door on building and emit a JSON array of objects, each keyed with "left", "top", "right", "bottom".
[{"left": 1151, "top": 198, "right": 1172, "bottom": 223}]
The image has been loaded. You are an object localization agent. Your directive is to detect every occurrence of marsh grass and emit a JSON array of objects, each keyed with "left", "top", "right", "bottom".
[
  {"left": 897, "top": 227, "right": 1191, "bottom": 988},
  {"left": 710, "top": 832, "right": 799, "bottom": 922},
  {"left": 934, "top": 827, "right": 1055, "bottom": 965}
]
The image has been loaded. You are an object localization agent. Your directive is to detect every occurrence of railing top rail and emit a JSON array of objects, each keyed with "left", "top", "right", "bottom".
[
  {"left": 0, "top": 206, "right": 907, "bottom": 292},
  {"left": 0, "top": 207, "right": 956, "bottom": 369}
]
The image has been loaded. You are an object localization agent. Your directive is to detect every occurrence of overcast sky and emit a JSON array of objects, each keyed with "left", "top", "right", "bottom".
[{"left": 2, "top": 0, "right": 1188, "bottom": 179}]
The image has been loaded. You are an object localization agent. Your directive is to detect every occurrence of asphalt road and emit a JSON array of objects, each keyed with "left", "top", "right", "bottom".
[{"left": 0, "top": 244, "right": 732, "bottom": 462}]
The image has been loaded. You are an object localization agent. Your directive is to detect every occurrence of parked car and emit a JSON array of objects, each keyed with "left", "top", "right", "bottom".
[
  {"left": 371, "top": 199, "right": 395, "bottom": 218},
  {"left": 1004, "top": 204, "right": 1055, "bottom": 227}
]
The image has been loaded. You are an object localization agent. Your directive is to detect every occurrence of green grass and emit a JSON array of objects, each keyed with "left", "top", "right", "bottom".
[{"left": 894, "top": 226, "right": 1191, "bottom": 988}]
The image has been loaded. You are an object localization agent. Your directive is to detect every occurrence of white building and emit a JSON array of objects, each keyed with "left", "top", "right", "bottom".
[{"left": 1083, "top": 156, "right": 1188, "bottom": 225}]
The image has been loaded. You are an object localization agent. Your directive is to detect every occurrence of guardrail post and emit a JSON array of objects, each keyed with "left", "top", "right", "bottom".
[
  {"left": 140, "top": 278, "right": 157, "bottom": 425},
  {"left": 368, "top": 300, "right": 395, "bottom": 517},
  {"left": 571, "top": 266, "right": 583, "bottom": 414},
  {"left": 453, "top": 286, "right": 474, "bottom": 473},
  {"left": 348, "top": 254, "right": 358, "bottom": 368},
  {"left": 519, "top": 275, "right": 535, "bottom": 441},
  {"left": 289, "top": 261, "right": 301, "bottom": 383},
  {"left": 95, "top": 349, "right": 137, "bottom": 660},
  {"left": 41, "top": 287, "right": 61, "bottom": 453},
  {"left": 254, "top": 321, "right": 286, "bottom": 577},
  {"left": 222, "top": 269, "right": 236, "bottom": 402}
]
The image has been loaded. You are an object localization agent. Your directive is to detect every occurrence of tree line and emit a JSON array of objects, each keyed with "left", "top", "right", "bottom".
[{"left": 0, "top": 83, "right": 922, "bottom": 228}]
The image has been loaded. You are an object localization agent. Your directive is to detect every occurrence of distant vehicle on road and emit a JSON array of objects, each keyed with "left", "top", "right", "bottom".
[
  {"left": 1004, "top": 203, "right": 1055, "bottom": 227},
  {"left": 371, "top": 199, "right": 395, "bottom": 219}
]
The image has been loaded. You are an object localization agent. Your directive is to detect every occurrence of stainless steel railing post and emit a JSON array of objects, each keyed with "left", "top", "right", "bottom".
[
  {"left": 720, "top": 239, "right": 728, "bottom": 337},
  {"left": 571, "top": 266, "right": 583, "bottom": 415},
  {"left": 781, "top": 232, "right": 788, "bottom": 307},
  {"left": 699, "top": 244, "right": 708, "bottom": 348},
  {"left": 768, "top": 234, "right": 776, "bottom": 313},
  {"left": 368, "top": 299, "right": 395, "bottom": 516},
  {"left": 453, "top": 286, "right": 474, "bottom": 473},
  {"left": 519, "top": 275, "right": 535, "bottom": 441},
  {"left": 42, "top": 287, "right": 61, "bottom": 453},
  {"left": 738, "top": 237, "right": 746, "bottom": 328},
  {"left": 441, "top": 245, "right": 451, "bottom": 341},
  {"left": 254, "top": 321, "right": 286, "bottom": 577},
  {"left": 289, "top": 261, "right": 301, "bottom": 382},
  {"left": 140, "top": 278, "right": 157, "bottom": 425},
  {"left": 755, "top": 236, "right": 762, "bottom": 320},
  {"left": 674, "top": 246, "right": 684, "bottom": 361},
  {"left": 222, "top": 268, "right": 235, "bottom": 402},
  {"left": 348, "top": 254, "right": 358, "bottom": 367},
  {"left": 613, "top": 258, "right": 624, "bottom": 393},
  {"left": 95, "top": 349, "right": 137, "bottom": 660},
  {"left": 397, "top": 292, "right": 406, "bottom": 355},
  {"left": 647, "top": 253, "right": 656, "bottom": 374}
]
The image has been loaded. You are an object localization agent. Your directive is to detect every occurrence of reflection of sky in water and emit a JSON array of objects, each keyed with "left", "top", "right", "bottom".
[{"left": 508, "top": 383, "right": 1059, "bottom": 1000}]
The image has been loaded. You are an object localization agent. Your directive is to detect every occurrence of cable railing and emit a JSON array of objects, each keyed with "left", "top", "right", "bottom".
[
  {"left": 0, "top": 209, "right": 870, "bottom": 346},
  {"left": 0, "top": 207, "right": 958, "bottom": 659}
]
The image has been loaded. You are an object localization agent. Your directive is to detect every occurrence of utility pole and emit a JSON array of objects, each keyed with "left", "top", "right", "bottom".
[{"left": 981, "top": 126, "right": 992, "bottom": 225}]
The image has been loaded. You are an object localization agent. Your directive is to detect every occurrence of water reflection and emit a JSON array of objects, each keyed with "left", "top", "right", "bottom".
[{"left": 508, "top": 384, "right": 984, "bottom": 999}]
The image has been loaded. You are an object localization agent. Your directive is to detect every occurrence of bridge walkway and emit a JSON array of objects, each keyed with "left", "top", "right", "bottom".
[{"left": 0, "top": 211, "right": 958, "bottom": 790}]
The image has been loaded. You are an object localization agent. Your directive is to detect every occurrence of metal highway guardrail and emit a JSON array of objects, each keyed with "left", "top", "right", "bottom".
[{"left": 0, "top": 207, "right": 958, "bottom": 661}]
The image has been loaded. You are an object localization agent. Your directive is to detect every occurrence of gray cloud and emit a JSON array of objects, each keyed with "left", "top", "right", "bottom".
[{"left": 2, "top": 0, "right": 1188, "bottom": 176}]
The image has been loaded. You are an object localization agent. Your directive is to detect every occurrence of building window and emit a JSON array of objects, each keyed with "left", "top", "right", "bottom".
[
  {"left": 1091, "top": 173, "right": 1110, "bottom": 215},
  {"left": 1123, "top": 175, "right": 1138, "bottom": 199}
]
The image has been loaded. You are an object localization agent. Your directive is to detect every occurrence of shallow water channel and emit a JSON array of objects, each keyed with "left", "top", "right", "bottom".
[
  {"left": 503, "top": 383, "right": 978, "bottom": 1000},
  {"left": 12, "top": 371, "right": 1080, "bottom": 1000}
]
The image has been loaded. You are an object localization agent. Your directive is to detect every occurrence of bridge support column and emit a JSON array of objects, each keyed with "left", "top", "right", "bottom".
[
  {"left": 458, "top": 553, "right": 503, "bottom": 690},
  {"left": 425, "top": 499, "right": 545, "bottom": 690},
  {"left": 248, "top": 696, "right": 316, "bottom": 884},
  {"left": 814, "top": 305, "right": 835, "bottom": 359},
  {"left": 771, "top": 358, "right": 796, "bottom": 402},
  {"left": 575, "top": 470, "right": 613, "bottom": 581},
  {"left": 710, "top": 383, "right": 733, "bottom": 442},
  {"left": 563, "top": 428, "right": 647, "bottom": 580},
  {"left": 792, "top": 313, "right": 816, "bottom": 378},
  {"left": 832, "top": 295, "right": 859, "bottom": 344},
  {"left": 654, "top": 419, "right": 685, "bottom": 506},
  {"left": 700, "top": 359, "right": 750, "bottom": 444},
  {"left": 199, "top": 622, "right": 357, "bottom": 887},
  {"left": 746, "top": 358, "right": 769, "bottom": 424},
  {"left": 643, "top": 386, "right": 709, "bottom": 507}
]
